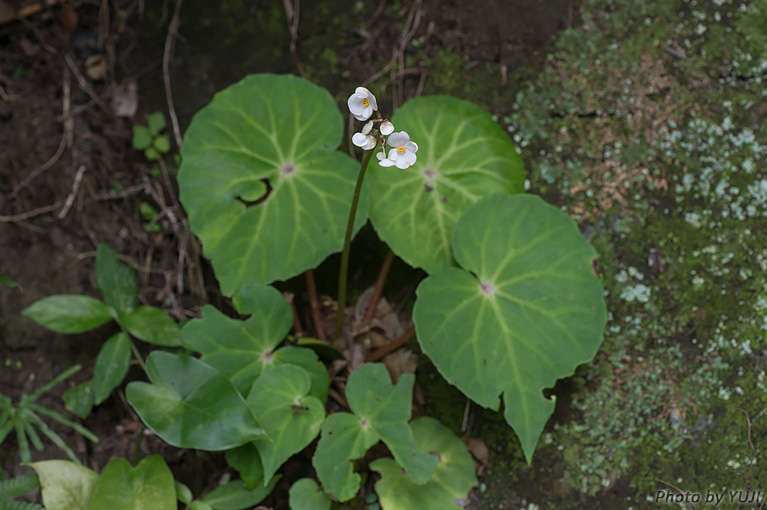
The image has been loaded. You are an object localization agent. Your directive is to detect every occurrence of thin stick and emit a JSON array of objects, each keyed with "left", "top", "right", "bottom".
[
  {"left": 284, "top": 292, "right": 305, "bottom": 337},
  {"left": 163, "top": 0, "right": 184, "bottom": 148},
  {"left": 63, "top": 54, "right": 110, "bottom": 113},
  {"left": 654, "top": 479, "right": 695, "bottom": 510},
  {"left": 335, "top": 149, "right": 374, "bottom": 340},
  {"left": 366, "top": 326, "right": 415, "bottom": 362},
  {"left": 11, "top": 136, "right": 67, "bottom": 198},
  {"left": 58, "top": 165, "right": 87, "bottom": 219},
  {"left": 327, "top": 387, "right": 349, "bottom": 409},
  {"left": 282, "top": 0, "right": 305, "bottom": 77},
  {"left": 737, "top": 407, "right": 759, "bottom": 503},
  {"left": 363, "top": 249, "right": 395, "bottom": 325},
  {"left": 305, "top": 270, "right": 325, "bottom": 340},
  {"left": 0, "top": 202, "right": 65, "bottom": 223},
  {"left": 11, "top": 68, "right": 71, "bottom": 197}
]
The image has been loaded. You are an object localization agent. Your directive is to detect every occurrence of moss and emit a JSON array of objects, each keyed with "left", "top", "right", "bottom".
[{"left": 484, "top": 0, "right": 767, "bottom": 507}]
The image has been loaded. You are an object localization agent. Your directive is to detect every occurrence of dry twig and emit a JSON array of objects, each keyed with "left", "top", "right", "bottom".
[
  {"left": 11, "top": 69, "right": 72, "bottom": 198},
  {"left": 281, "top": 0, "right": 305, "bottom": 77},
  {"left": 363, "top": 249, "right": 395, "bottom": 325},
  {"left": 366, "top": 326, "right": 415, "bottom": 362},
  {"left": 163, "top": 0, "right": 184, "bottom": 148},
  {"left": 58, "top": 165, "right": 87, "bottom": 219},
  {"left": 305, "top": 269, "right": 326, "bottom": 340}
]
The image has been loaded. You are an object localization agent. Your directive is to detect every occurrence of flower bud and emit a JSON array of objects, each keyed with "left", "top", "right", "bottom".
[
  {"left": 362, "top": 121, "right": 374, "bottom": 135},
  {"left": 352, "top": 132, "right": 377, "bottom": 150}
]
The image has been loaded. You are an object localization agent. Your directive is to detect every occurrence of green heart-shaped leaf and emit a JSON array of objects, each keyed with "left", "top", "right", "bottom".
[
  {"left": 21, "top": 296, "right": 113, "bottom": 334},
  {"left": 28, "top": 460, "right": 98, "bottom": 510},
  {"left": 368, "top": 96, "right": 525, "bottom": 274},
  {"left": 370, "top": 417, "right": 477, "bottom": 510},
  {"left": 246, "top": 364, "right": 325, "bottom": 483},
  {"left": 89, "top": 456, "right": 175, "bottom": 510},
  {"left": 92, "top": 332, "right": 132, "bottom": 405},
  {"left": 179, "top": 73, "right": 369, "bottom": 294},
  {"left": 288, "top": 478, "right": 331, "bottom": 510},
  {"left": 95, "top": 244, "right": 136, "bottom": 314},
  {"left": 413, "top": 194, "right": 607, "bottom": 462},
  {"left": 225, "top": 443, "right": 263, "bottom": 489},
  {"left": 126, "top": 352, "right": 266, "bottom": 450},
  {"left": 120, "top": 306, "right": 181, "bottom": 347},
  {"left": 184, "top": 284, "right": 328, "bottom": 401},
  {"left": 200, "top": 477, "right": 280, "bottom": 510},
  {"left": 313, "top": 363, "right": 438, "bottom": 501}
]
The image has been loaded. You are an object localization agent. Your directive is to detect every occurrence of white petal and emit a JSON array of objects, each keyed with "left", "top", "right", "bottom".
[
  {"left": 388, "top": 148, "right": 399, "bottom": 161},
  {"left": 348, "top": 96, "right": 365, "bottom": 116},
  {"left": 380, "top": 120, "right": 394, "bottom": 135},
  {"left": 405, "top": 141, "right": 418, "bottom": 153},
  {"left": 363, "top": 135, "right": 377, "bottom": 150},
  {"left": 362, "top": 106, "right": 374, "bottom": 119},
  {"left": 367, "top": 92, "right": 378, "bottom": 111},
  {"left": 395, "top": 158, "right": 411, "bottom": 169},
  {"left": 387, "top": 131, "right": 410, "bottom": 147},
  {"left": 355, "top": 86, "right": 370, "bottom": 96},
  {"left": 354, "top": 112, "right": 371, "bottom": 121},
  {"left": 399, "top": 151, "right": 417, "bottom": 168},
  {"left": 362, "top": 121, "right": 374, "bottom": 135},
  {"left": 352, "top": 132, "right": 369, "bottom": 148}
]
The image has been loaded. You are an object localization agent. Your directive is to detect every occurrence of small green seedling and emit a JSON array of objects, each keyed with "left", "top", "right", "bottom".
[
  {"left": 0, "top": 365, "right": 98, "bottom": 463},
  {"left": 0, "top": 473, "right": 42, "bottom": 510},
  {"left": 132, "top": 112, "right": 171, "bottom": 161}
]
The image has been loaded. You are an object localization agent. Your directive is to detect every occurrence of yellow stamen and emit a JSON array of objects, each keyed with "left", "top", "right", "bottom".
[
  {"left": 362, "top": 98, "right": 370, "bottom": 107},
  {"left": 397, "top": 146, "right": 406, "bottom": 154}
]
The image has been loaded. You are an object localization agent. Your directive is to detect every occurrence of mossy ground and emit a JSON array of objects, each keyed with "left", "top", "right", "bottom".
[{"left": 447, "top": 0, "right": 767, "bottom": 508}]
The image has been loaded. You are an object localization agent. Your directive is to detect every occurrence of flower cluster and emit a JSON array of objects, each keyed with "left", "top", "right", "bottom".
[{"left": 347, "top": 87, "right": 418, "bottom": 169}]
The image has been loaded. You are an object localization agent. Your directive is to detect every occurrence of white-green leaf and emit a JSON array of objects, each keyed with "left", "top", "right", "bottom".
[
  {"left": 413, "top": 194, "right": 607, "bottom": 462},
  {"left": 246, "top": 364, "right": 324, "bottom": 483},
  {"left": 178, "top": 73, "right": 369, "bottom": 294},
  {"left": 368, "top": 96, "right": 525, "bottom": 274},
  {"left": 312, "top": 364, "right": 438, "bottom": 502},
  {"left": 88, "top": 456, "right": 176, "bottom": 510},
  {"left": 126, "top": 352, "right": 266, "bottom": 450},
  {"left": 184, "top": 284, "right": 328, "bottom": 402},
  {"left": 28, "top": 460, "right": 98, "bottom": 510},
  {"left": 370, "top": 417, "right": 477, "bottom": 510}
]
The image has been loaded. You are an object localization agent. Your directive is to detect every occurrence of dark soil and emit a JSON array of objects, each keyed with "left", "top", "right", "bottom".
[{"left": 0, "top": 0, "right": 576, "bottom": 506}]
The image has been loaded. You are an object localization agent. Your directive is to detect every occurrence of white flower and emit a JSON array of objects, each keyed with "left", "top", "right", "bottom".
[
  {"left": 380, "top": 120, "right": 394, "bottom": 135},
  {"left": 352, "top": 132, "right": 376, "bottom": 150},
  {"left": 377, "top": 151, "right": 396, "bottom": 167},
  {"left": 385, "top": 131, "right": 418, "bottom": 169},
  {"left": 347, "top": 87, "right": 378, "bottom": 121}
]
